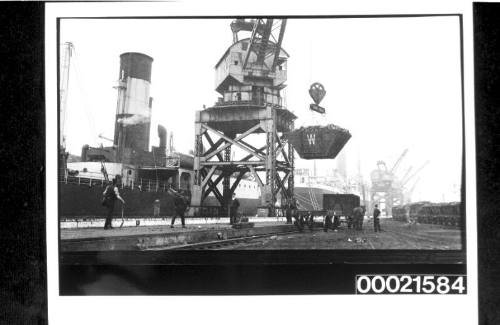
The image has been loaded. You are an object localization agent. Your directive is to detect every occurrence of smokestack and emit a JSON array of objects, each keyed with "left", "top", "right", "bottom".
[
  {"left": 81, "top": 144, "right": 89, "bottom": 162},
  {"left": 158, "top": 125, "right": 167, "bottom": 148},
  {"left": 114, "top": 52, "right": 154, "bottom": 158}
]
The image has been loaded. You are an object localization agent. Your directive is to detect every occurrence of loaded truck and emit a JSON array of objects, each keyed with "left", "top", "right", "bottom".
[{"left": 323, "top": 193, "right": 361, "bottom": 229}]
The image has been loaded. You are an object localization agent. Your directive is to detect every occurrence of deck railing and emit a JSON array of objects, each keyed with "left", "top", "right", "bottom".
[{"left": 59, "top": 175, "right": 178, "bottom": 193}]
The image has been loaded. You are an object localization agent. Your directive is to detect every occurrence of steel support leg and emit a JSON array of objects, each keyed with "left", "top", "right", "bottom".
[
  {"left": 288, "top": 130, "right": 294, "bottom": 199},
  {"left": 223, "top": 143, "right": 232, "bottom": 223},
  {"left": 265, "top": 109, "right": 276, "bottom": 218},
  {"left": 191, "top": 120, "right": 204, "bottom": 209}
]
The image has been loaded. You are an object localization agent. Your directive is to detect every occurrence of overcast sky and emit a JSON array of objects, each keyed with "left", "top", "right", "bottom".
[{"left": 60, "top": 16, "right": 463, "bottom": 202}]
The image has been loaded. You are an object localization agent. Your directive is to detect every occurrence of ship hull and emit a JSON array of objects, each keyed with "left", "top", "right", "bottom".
[
  {"left": 59, "top": 182, "right": 262, "bottom": 218},
  {"left": 60, "top": 180, "right": 340, "bottom": 218}
]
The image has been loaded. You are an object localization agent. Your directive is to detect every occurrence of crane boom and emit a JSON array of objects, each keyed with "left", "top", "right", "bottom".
[
  {"left": 390, "top": 148, "right": 408, "bottom": 173},
  {"left": 241, "top": 18, "right": 287, "bottom": 73},
  {"left": 98, "top": 133, "right": 114, "bottom": 143},
  {"left": 271, "top": 20, "right": 287, "bottom": 72},
  {"left": 403, "top": 160, "right": 429, "bottom": 186},
  {"left": 405, "top": 178, "right": 420, "bottom": 202},
  {"left": 401, "top": 166, "right": 413, "bottom": 184}
]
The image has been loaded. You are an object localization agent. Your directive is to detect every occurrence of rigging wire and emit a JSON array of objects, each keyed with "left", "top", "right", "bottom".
[{"left": 71, "top": 47, "right": 100, "bottom": 147}]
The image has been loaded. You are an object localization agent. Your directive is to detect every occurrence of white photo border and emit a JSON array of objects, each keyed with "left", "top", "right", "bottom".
[{"left": 46, "top": 1, "right": 477, "bottom": 324}]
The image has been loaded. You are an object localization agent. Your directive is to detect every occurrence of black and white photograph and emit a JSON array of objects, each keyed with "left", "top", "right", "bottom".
[
  {"left": 45, "top": 2, "right": 478, "bottom": 324},
  {"left": 58, "top": 16, "right": 464, "bottom": 248}
]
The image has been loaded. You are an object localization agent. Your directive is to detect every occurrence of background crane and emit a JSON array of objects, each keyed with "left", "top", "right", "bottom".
[
  {"left": 390, "top": 148, "right": 408, "bottom": 174},
  {"left": 403, "top": 160, "right": 430, "bottom": 187},
  {"left": 400, "top": 166, "right": 413, "bottom": 185}
]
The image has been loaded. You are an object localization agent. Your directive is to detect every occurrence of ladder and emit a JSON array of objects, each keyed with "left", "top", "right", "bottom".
[
  {"left": 100, "top": 161, "right": 109, "bottom": 182},
  {"left": 308, "top": 187, "right": 321, "bottom": 210}
]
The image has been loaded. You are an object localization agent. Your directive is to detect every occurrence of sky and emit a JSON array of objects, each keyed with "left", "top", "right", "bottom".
[{"left": 60, "top": 16, "right": 463, "bottom": 202}]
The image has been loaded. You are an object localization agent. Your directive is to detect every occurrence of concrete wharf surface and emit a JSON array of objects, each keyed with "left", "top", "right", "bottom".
[
  {"left": 60, "top": 218, "right": 463, "bottom": 252},
  {"left": 61, "top": 221, "right": 295, "bottom": 252},
  {"left": 218, "top": 219, "right": 463, "bottom": 250}
]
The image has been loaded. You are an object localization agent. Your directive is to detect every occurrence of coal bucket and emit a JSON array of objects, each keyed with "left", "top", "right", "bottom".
[{"left": 286, "top": 124, "right": 351, "bottom": 160}]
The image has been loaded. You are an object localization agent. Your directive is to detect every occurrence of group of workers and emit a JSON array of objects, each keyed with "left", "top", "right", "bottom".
[
  {"left": 283, "top": 196, "right": 383, "bottom": 233},
  {"left": 349, "top": 204, "right": 382, "bottom": 232},
  {"left": 101, "top": 178, "right": 242, "bottom": 230},
  {"left": 101, "top": 178, "right": 192, "bottom": 230},
  {"left": 102, "top": 178, "right": 382, "bottom": 232}
]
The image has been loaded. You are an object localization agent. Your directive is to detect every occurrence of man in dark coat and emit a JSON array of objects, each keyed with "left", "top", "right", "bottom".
[
  {"left": 230, "top": 193, "right": 240, "bottom": 224},
  {"left": 102, "top": 178, "right": 125, "bottom": 230},
  {"left": 171, "top": 190, "right": 188, "bottom": 228},
  {"left": 353, "top": 206, "right": 365, "bottom": 230},
  {"left": 352, "top": 206, "right": 361, "bottom": 230},
  {"left": 373, "top": 204, "right": 382, "bottom": 232},
  {"left": 285, "top": 197, "right": 297, "bottom": 224}
]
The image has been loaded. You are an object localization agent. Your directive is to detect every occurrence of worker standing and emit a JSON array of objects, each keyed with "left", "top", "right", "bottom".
[
  {"left": 102, "top": 178, "right": 125, "bottom": 230},
  {"left": 171, "top": 190, "right": 188, "bottom": 228},
  {"left": 230, "top": 193, "right": 240, "bottom": 224},
  {"left": 352, "top": 206, "right": 362, "bottom": 230},
  {"left": 285, "top": 197, "right": 296, "bottom": 224},
  {"left": 353, "top": 205, "right": 366, "bottom": 230},
  {"left": 360, "top": 205, "right": 366, "bottom": 230},
  {"left": 373, "top": 204, "right": 381, "bottom": 232}
]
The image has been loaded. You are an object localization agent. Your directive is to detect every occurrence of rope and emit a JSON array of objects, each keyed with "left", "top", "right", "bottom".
[{"left": 71, "top": 47, "right": 99, "bottom": 145}]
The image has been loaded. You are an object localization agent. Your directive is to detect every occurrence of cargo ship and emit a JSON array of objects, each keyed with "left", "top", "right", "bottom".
[
  {"left": 59, "top": 51, "right": 263, "bottom": 218},
  {"left": 292, "top": 165, "right": 363, "bottom": 211}
]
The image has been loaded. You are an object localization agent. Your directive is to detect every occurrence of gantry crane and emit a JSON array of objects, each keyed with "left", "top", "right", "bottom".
[
  {"left": 370, "top": 149, "right": 409, "bottom": 215},
  {"left": 192, "top": 18, "right": 295, "bottom": 221}
]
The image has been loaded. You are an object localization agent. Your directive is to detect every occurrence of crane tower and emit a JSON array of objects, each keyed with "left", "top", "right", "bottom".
[{"left": 191, "top": 19, "right": 296, "bottom": 221}]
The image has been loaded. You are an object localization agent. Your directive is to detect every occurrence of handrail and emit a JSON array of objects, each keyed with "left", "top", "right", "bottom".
[{"left": 59, "top": 175, "right": 178, "bottom": 193}]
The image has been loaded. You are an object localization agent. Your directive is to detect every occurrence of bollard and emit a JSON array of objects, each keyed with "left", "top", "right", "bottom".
[{"left": 153, "top": 199, "right": 160, "bottom": 217}]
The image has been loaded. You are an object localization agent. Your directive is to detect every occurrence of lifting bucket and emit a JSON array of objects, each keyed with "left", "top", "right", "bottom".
[{"left": 286, "top": 124, "right": 351, "bottom": 160}]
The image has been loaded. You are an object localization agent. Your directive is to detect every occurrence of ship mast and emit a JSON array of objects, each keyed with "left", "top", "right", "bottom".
[
  {"left": 60, "top": 42, "right": 74, "bottom": 149},
  {"left": 59, "top": 42, "right": 74, "bottom": 179}
]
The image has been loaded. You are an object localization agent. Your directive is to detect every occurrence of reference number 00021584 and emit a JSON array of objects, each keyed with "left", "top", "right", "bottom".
[{"left": 355, "top": 275, "right": 466, "bottom": 294}]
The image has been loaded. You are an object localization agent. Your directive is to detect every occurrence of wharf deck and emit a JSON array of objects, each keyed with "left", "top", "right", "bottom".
[
  {"left": 222, "top": 218, "right": 463, "bottom": 250},
  {"left": 60, "top": 221, "right": 295, "bottom": 252},
  {"left": 60, "top": 219, "right": 465, "bottom": 267}
]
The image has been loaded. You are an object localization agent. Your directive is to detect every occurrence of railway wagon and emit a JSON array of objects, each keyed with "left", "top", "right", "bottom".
[
  {"left": 392, "top": 202, "right": 430, "bottom": 223},
  {"left": 392, "top": 202, "right": 461, "bottom": 226},
  {"left": 417, "top": 202, "right": 461, "bottom": 226},
  {"left": 392, "top": 205, "right": 409, "bottom": 222},
  {"left": 323, "top": 194, "right": 360, "bottom": 227}
]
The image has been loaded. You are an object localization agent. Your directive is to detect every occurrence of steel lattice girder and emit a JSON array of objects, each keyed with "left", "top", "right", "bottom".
[{"left": 192, "top": 107, "right": 294, "bottom": 214}]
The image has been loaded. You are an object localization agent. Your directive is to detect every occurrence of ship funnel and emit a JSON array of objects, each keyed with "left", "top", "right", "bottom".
[
  {"left": 114, "top": 52, "right": 154, "bottom": 158},
  {"left": 158, "top": 124, "right": 167, "bottom": 148},
  {"left": 81, "top": 144, "right": 89, "bottom": 162}
]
